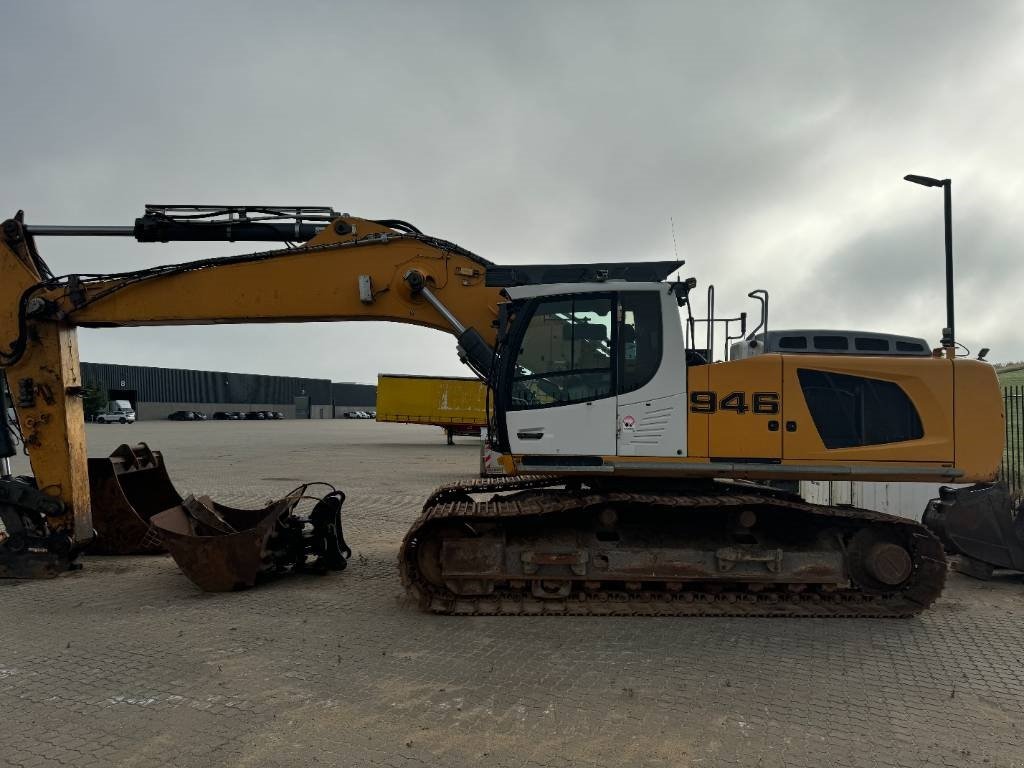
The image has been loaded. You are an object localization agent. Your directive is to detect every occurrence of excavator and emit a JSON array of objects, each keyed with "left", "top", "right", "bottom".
[{"left": 0, "top": 204, "right": 1006, "bottom": 615}]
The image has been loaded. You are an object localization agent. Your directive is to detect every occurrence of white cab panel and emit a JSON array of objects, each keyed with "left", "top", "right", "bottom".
[
  {"left": 617, "top": 291, "right": 687, "bottom": 457},
  {"left": 506, "top": 397, "right": 617, "bottom": 455},
  {"left": 616, "top": 394, "right": 686, "bottom": 456}
]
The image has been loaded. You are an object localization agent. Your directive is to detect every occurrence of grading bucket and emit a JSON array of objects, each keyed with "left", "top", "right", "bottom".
[{"left": 151, "top": 489, "right": 350, "bottom": 592}]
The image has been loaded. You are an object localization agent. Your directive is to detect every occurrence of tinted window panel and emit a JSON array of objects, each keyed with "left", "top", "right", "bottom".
[
  {"left": 855, "top": 337, "right": 890, "bottom": 352},
  {"left": 778, "top": 336, "right": 808, "bottom": 350},
  {"left": 896, "top": 341, "right": 926, "bottom": 352},
  {"left": 813, "top": 335, "right": 849, "bottom": 350},
  {"left": 619, "top": 292, "right": 662, "bottom": 394},
  {"left": 797, "top": 369, "right": 924, "bottom": 448}
]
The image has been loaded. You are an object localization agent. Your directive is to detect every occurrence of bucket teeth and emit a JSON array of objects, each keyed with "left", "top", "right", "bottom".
[{"left": 87, "top": 442, "right": 181, "bottom": 555}]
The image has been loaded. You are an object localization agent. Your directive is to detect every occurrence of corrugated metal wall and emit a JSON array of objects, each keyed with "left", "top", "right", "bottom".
[
  {"left": 80, "top": 362, "right": 333, "bottom": 405},
  {"left": 800, "top": 480, "right": 965, "bottom": 522},
  {"left": 331, "top": 382, "right": 377, "bottom": 406}
]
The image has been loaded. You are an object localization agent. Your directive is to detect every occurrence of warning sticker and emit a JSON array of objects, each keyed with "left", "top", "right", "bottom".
[{"left": 622, "top": 415, "right": 636, "bottom": 430}]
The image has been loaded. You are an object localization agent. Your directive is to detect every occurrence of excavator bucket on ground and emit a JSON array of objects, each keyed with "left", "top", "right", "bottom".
[
  {"left": 923, "top": 483, "right": 1024, "bottom": 579},
  {"left": 87, "top": 443, "right": 181, "bottom": 554},
  {"left": 85, "top": 443, "right": 350, "bottom": 590},
  {"left": 151, "top": 489, "right": 351, "bottom": 592}
]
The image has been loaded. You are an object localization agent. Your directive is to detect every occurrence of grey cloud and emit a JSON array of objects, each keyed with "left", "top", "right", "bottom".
[{"left": 1, "top": 0, "right": 1022, "bottom": 381}]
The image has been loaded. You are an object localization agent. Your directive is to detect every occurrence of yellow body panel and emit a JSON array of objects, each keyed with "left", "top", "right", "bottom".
[
  {"left": 686, "top": 364, "right": 710, "bottom": 459},
  {"left": 707, "top": 356, "right": 782, "bottom": 459},
  {"left": 954, "top": 359, "right": 1004, "bottom": 479},
  {"left": 376, "top": 374, "right": 487, "bottom": 428},
  {"left": 696, "top": 353, "right": 998, "bottom": 481},
  {"left": 780, "top": 355, "right": 953, "bottom": 463}
]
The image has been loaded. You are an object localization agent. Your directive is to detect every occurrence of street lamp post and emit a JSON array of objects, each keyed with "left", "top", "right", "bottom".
[{"left": 904, "top": 174, "right": 954, "bottom": 355}]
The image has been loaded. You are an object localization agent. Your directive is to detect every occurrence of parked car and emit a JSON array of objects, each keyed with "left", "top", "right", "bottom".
[
  {"left": 268, "top": 411, "right": 284, "bottom": 420},
  {"left": 211, "top": 411, "right": 235, "bottom": 420},
  {"left": 244, "top": 411, "right": 265, "bottom": 420},
  {"left": 229, "top": 411, "right": 245, "bottom": 419},
  {"left": 167, "top": 410, "right": 196, "bottom": 421},
  {"left": 191, "top": 412, "right": 208, "bottom": 420},
  {"left": 95, "top": 406, "right": 136, "bottom": 424}
]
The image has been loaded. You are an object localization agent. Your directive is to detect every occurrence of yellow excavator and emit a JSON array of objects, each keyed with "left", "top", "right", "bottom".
[{"left": 0, "top": 204, "right": 1005, "bottom": 615}]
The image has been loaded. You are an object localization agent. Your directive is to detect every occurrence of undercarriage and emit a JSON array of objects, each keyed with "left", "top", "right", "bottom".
[{"left": 400, "top": 476, "right": 948, "bottom": 617}]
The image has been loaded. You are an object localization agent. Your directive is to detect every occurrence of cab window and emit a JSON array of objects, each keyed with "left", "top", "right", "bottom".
[
  {"left": 510, "top": 295, "right": 614, "bottom": 409},
  {"left": 618, "top": 291, "right": 662, "bottom": 395}
]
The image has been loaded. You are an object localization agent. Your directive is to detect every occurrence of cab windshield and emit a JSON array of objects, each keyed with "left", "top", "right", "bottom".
[{"left": 511, "top": 295, "right": 613, "bottom": 408}]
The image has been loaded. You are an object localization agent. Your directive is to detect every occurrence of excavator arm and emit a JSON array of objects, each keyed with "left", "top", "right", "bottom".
[{"left": 0, "top": 212, "right": 505, "bottom": 572}]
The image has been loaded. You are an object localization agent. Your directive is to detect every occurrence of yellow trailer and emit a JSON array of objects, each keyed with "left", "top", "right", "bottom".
[{"left": 376, "top": 374, "right": 487, "bottom": 444}]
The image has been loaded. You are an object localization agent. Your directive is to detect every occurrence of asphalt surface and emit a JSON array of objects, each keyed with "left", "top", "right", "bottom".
[{"left": 3, "top": 420, "right": 1023, "bottom": 768}]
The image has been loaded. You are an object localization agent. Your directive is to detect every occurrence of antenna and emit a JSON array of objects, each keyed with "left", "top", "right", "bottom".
[{"left": 670, "top": 216, "right": 679, "bottom": 260}]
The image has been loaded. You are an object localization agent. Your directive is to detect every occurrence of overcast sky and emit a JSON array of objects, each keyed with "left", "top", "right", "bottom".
[{"left": 2, "top": 1, "right": 1022, "bottom": 383}]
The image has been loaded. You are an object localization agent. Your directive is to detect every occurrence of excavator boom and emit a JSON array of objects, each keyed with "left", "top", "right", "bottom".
[{"left": 0, "top": 211, "right": 507, "bottom": 577}]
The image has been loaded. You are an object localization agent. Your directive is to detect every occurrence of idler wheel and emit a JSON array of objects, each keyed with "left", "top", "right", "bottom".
[{"left": 863, "top": 541, "right": 913, "bottom": 586}]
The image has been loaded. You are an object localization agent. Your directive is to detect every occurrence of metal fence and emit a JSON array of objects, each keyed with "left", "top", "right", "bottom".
[{"left": 1002, "top": 386, "right": 1024, "bottom": 497}]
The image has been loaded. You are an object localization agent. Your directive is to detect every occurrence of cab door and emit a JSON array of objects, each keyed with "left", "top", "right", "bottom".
[
  {"left": 706, "top": 356, "right": 782, "bottom": 459},
  {"left": 616, "top": 290, "right": 687, "bottom": 457},
  {"left": 504, "top": 293, "right": 618, "bottom": 457}
]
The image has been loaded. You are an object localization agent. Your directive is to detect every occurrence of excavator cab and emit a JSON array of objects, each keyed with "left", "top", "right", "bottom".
[{"left": 491, "top": 283, "right": 687, "bottom": 461}]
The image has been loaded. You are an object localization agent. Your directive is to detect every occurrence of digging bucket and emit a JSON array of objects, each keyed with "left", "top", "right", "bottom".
[
  {"left": 923, "top": 482, "right": 1024, "bottom": 576},
  {"left": 150, "top": 493, "right": 302, "bottom": 592},
  {"left": 87, "top": 443, "right": 182, "bottom": 555}
]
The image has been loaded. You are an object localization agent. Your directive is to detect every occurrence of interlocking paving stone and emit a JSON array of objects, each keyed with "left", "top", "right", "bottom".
[{"left": 3, "top": 420, "right": 1023, "bottom": 767}]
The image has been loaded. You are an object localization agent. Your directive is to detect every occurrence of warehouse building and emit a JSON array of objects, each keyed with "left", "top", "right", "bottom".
[
  {"left": 331, "top": 382, "right": 378, "bottom": 418},
  {"left": 79, "top": 362, "right": 376, "bottom": 420}
]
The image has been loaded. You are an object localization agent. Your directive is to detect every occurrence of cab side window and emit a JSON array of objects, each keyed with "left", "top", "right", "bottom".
[
  {"left": 510, "top": 295, "right": 614, "bottom": 409},
  {"left": 618, "top": 291, "right": 662, "bottom": 395}
]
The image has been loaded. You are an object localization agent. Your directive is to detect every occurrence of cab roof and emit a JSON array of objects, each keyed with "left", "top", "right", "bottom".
[{"left": 486, "top": 260, "right": 683, "bottom": 288}]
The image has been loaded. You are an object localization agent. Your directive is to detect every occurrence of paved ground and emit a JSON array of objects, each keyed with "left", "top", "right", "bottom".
[{"left": 3, "top": 420, "right": 1024, "bottom": 768}]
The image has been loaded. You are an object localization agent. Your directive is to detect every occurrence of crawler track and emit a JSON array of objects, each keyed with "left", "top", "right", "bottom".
[{"left": 399, "top": 476, "right": 947, "bottom": 617}]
